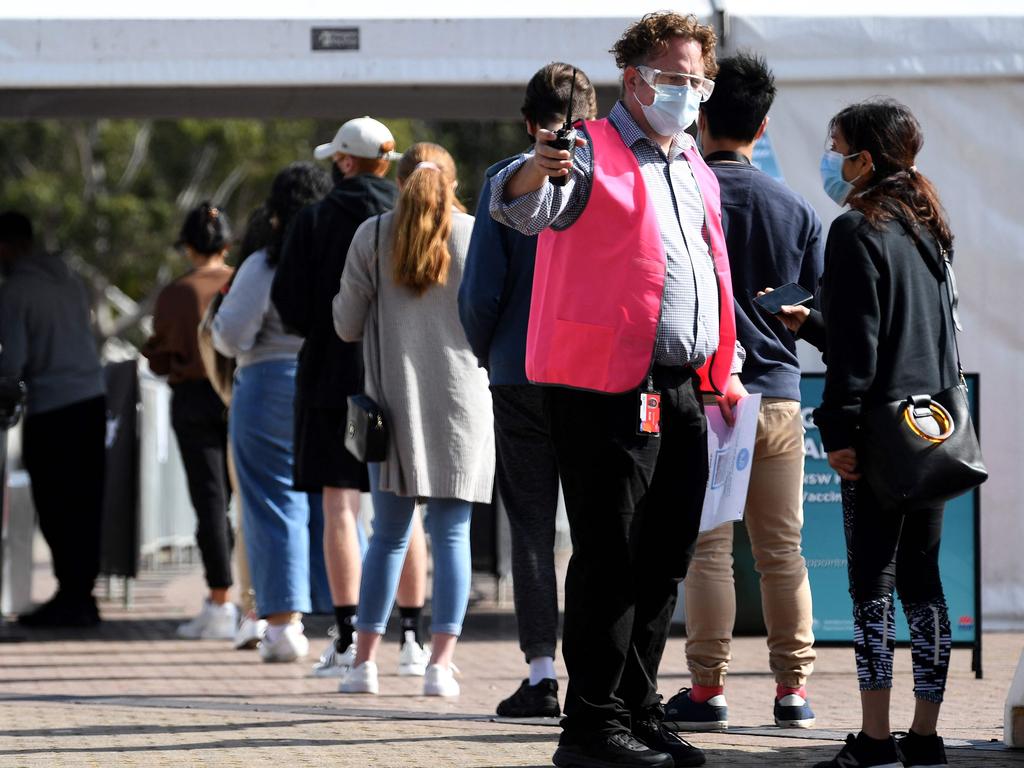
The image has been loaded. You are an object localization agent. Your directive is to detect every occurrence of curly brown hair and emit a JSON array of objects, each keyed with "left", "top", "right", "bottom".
[{"left": 611, "top": 12, "right": 718, "bottom": 78}]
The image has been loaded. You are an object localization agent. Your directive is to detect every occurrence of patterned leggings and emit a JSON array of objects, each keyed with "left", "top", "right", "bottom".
[{"left": 842, "top": 481, "right": 951, "bottom": 703}]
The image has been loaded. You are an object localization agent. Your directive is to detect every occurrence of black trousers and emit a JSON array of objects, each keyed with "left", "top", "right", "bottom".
[
  {"left": 171, "top": 380, "right": 233, "bottom": 590},
  {"left": 492, "top": 384, "right": 561, "bottom": 662},
  {"left": 546, "top": 368, "right": 708, "bottom": 741},
  {"left": 22, "top": 395, "right": 106, "bottom": 600}
]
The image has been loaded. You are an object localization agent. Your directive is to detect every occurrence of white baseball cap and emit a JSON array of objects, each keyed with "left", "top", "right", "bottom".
[{"left": 313, "top": 116, "right": 402, "bottom": 161}]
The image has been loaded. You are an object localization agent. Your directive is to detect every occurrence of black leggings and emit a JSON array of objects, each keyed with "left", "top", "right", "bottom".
[
  {"left": 842, "top": 479, "right": 951, "bottom": 703},
  {"left": 171, "top": 380, "right": 234, "bottom": 590}
]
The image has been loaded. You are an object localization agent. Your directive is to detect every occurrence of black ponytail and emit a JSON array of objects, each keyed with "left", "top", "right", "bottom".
[{"left": 178, "top": 201, "right": 232, "bottom": 256}]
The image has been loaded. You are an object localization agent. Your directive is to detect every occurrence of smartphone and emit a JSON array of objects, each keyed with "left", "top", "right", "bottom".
[{"left": 752, "top": 282, "right": 814, "bottom": 315}]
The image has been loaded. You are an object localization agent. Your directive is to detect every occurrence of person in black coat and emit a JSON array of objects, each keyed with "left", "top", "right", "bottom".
[
  {"left": 271, "top": 118, "right": 428, "bottom": 679},
  {"left": 774, "top": 99, "right": 960, "bottom": 768}
]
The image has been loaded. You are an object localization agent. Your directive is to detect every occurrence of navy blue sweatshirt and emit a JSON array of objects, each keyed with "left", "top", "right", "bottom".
[
  {"left": 458, "top": 156, "right": 537, "bottom": 386},
  {"left": 709, "top": 156, "right": 824, "bottom": 400}
]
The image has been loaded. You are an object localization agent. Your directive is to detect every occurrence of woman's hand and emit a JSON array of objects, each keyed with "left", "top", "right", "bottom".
[
  {"left": 827, "top": 447, "right": 862, "bottom": 481},
  {"left": 758, "top": 287, "right": 811, "bottom": 333}
]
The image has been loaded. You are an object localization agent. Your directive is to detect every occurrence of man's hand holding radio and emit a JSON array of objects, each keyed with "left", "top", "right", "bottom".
[{"left": 503, "top": 128, "right": 587, "bottom": 201}]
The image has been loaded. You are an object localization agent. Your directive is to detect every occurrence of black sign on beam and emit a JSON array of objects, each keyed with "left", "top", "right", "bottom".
[{"left": 311, "top": 27, "right": 360, "bottom": 51}]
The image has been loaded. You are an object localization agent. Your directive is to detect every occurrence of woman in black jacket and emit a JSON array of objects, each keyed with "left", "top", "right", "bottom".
[{"left": 777, "top": 100, "right": 959, "bottom": 768}]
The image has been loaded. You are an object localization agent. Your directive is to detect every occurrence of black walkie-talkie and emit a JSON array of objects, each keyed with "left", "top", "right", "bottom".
[{"left": 546, "top": 68, "right": 578, "bottom": 187}]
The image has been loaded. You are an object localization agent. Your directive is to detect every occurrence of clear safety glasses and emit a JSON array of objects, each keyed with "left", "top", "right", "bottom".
[{"left": 635, "top": 65, "right": 715, "bottom": 101}]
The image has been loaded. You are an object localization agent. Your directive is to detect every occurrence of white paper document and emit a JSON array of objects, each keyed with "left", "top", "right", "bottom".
[{"left": 698, "top": 393, "right": 761, "bottom": 533}]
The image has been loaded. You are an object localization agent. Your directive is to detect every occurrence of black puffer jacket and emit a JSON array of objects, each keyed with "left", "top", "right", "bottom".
[
  {"left": 272, "top": 174, "right": 397, "bottom": 408},
  {"left": 811, "top": 210, "right": 961, "bottom": 452}
]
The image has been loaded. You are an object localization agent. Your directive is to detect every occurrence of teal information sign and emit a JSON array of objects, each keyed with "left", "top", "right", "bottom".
[{"left": 799, "top": 374, "right": 981, "bottom": 655}]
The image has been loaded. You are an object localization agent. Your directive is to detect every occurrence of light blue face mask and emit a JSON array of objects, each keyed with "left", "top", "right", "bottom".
[
  {"left": 820, "top": 149, "right": 862, "bottom": 206},
  {"left": 635, "top": 78, "right": 702, "bottom": 137}
]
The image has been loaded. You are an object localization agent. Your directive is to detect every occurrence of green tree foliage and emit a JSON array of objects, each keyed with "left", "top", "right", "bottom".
[{"left": 0, "top": 117, "right": 526, "bottom": 343}]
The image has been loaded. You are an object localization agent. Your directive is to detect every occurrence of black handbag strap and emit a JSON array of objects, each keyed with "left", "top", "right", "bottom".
[
  {"left": 906, "top": 224, "right": 965, "bottom": 386},
  {"left": 938, "top": 246, "right": 966, "bottom": 382}
]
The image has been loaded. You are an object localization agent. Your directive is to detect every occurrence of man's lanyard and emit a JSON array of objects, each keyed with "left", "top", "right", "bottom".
[{"left": 703, "top": 150, "right": 752, "bottom": 166}]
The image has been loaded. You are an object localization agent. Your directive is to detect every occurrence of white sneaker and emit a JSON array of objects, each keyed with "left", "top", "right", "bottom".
[
  {"left": 233, "top": 612, "right": 267, "bottom": 650},
  {"left": 258, "top": 622, "right": 309, "bottom": 663},
  {"left": 176, "top": 600, "right": 239, "bottom": 640},
  {"left": 340, "top": 661, "right": 379, "bottom": 694},
  {"left": 423, "top": 663, "right": 460, "bottom": 697},
  {"left": 312, "top": 638, "right": 356, "bottom": 677},
  {"left": 398, "top": 630, "right": 430, "bottom": 676}
]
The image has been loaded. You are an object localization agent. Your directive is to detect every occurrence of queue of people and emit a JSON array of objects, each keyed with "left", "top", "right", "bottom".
[{"left": 0, "top": 9, "right": 976, "bottom": 768}]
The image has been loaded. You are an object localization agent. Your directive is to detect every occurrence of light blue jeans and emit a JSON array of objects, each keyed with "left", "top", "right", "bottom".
[
  {"left": 357, "top": 463, "right": 473, "bottom": 636},
  {"left": 230, "top": 360, "right": 330, "bottom": 616}
]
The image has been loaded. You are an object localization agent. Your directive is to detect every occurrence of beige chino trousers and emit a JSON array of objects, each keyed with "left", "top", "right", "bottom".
[{"left": 684, "top": 398, "right": 816, "bottom": 689}]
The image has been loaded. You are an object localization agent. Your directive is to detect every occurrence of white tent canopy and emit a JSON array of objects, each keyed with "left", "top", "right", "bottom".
[{"left": 2, "top": 2, "right": 1023, "bottom": 624}]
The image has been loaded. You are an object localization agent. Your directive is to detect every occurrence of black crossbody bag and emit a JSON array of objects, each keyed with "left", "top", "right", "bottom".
[
  {"left": 344, "top": 215, "right": 388, "bottom": 463},
  {"left": 858, "top": 240, "right": 987, "bottom": 510}
]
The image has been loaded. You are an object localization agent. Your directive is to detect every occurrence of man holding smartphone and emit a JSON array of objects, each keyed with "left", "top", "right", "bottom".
[{"left": 663, "top": 53, "right": 824, "bottom": 733}]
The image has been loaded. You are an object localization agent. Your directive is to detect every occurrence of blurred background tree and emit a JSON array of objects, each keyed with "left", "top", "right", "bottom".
[{"left": 0, "top": 117, "right": 527, "bottom": 348}]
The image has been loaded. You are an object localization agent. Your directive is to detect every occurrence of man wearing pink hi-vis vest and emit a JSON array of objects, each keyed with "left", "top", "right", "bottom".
[{"left": 490, "top": 13, "right": 746, "bottom": 768}]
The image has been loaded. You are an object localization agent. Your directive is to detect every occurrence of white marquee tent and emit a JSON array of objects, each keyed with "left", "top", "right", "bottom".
[{"left": 2, "top": 1, "right": 1023, "bottom": 625}]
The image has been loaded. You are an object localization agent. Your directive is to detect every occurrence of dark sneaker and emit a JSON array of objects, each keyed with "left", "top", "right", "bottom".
[
  {"left": 552, "top": 731, "right": 673, "bottom": 768},
  {"left": 663, "top": 688, "right": 728, "bottom": 731},
  {"left": 633, "top": 716, "right": 707, "bottom": 767},
  {"left": 18, "top": 593, "right": 100, "bottom": 628},
  {"left": 896, "top": 731, "right": 948, "bottom": 767},
  {"left": 497, "top": 678, "right": 561, "bottom": 718},
  {"left": 774, "top": 691, "right": 816, "bottom": 728},
  {"left": 814, "top": 732, "right": 902, "bottom": 768}
]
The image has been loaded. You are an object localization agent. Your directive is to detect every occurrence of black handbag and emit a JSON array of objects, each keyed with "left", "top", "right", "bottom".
[
  {"left": 859, "top": 243, "right": 987, "bottom": 510},
  {"left": 0, "top": 376, "right": 26, "bottom": 430},
  {"left": 344, "top": 215, "right": 389, "bottom": 463}
]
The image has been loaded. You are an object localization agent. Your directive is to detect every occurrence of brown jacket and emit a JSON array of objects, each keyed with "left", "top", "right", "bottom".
[{"left": 143, "top": 265, "right": 233, "bottom": 384}]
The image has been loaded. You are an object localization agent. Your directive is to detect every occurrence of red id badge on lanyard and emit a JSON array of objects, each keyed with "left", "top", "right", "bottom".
[{"left": 638, "top": 390, "right": 662, "bottom": 436}]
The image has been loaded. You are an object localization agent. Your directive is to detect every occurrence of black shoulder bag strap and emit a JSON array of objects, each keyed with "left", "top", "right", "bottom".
[{"left": 939, "top": 245, "right": 966, "bottom": 384}]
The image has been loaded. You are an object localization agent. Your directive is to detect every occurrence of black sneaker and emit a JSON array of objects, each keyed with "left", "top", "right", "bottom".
[
  {"left": 552, "top": 731, "right": 673, "bottom": 768},
  {"left": 896, "top": 731, "right": 948, "bottom": 767},
  {"left": 633, "top": 716, "right": 707, "bottom": 767},
  {"left": 17, "top": 593, "right": 100, "bottom": 628},
  {"left": 814, "top": 732, "right": 902, "bottom": 768},
  {"left": 497, "top": 678, "right": 561, "bottom": 718},
  {"left": 774, "top": 691, "right": 816, "bottom": 728},
  {"left": 663, "top": 688, "right": 728, "bottom": 731}
]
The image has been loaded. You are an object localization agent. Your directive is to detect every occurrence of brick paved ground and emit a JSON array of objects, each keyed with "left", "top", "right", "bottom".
[{"left": 0, "top": 552, "right": 1022, "bottom": 767}]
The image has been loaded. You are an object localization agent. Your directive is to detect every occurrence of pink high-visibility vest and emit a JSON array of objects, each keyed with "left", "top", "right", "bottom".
[{"left": 527, "top": 117, "right": 737, "bottom": 394}]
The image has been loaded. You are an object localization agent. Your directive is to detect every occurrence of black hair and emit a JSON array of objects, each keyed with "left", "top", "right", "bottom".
[
  {"left": 0, "top": 211, "right": 33, "bottom": 252},
  {"left": 701, "top": 52, "right": 776, "bottom": 143},
  {"left": 521, "top": 63, "right": 599, "bottom": 128},
  {"left": 829, "top": 98, "right": 953, "bottom": 250},
  {"left": 178, "top": 201, "right": 232, "bottom": 256},
  {"left": 236, "top": 204, "right": 273, "bottom": 267},
  {"left": 264, "top": 162, "right": 331, "bottom": 266}
]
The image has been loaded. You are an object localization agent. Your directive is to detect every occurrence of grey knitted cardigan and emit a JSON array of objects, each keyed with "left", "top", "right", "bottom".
[{"left": 333, "top": 209, "right": 495, "bottom": 503}]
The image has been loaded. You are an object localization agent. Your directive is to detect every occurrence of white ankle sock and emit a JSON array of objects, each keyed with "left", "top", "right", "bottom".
[
  {"left": 529, "top": 656, "right": 557, "bottom": 686},
  {"left": 264, "top": 622, "right": 300, "bottom": 644}
]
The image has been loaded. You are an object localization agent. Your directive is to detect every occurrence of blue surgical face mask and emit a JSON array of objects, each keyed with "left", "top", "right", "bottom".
[
  {"left": 635, "top": 77, "right": 702, "bottom": 137},
  {"left": 820, "top": 149, "right": 862, "bottom": 206}
]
